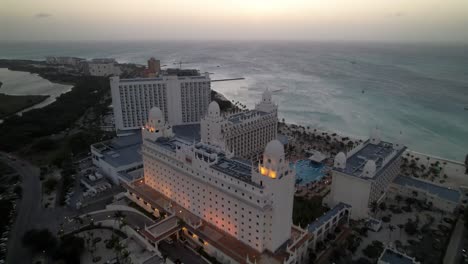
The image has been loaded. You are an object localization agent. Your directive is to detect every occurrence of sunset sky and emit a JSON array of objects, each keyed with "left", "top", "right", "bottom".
[{"left": 1, "top": 0, "right": 468, "bottom": 42}]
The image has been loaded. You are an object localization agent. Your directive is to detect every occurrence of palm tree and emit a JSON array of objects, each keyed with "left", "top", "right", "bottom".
[
  {"left": 395, "top": 195, "right": 402, "bottom": 204},
  {"left": 397, "top": 224, "right": 404, "bottom": 239},
  {"left": 113, "top": 241, "right": 125, "bottom": 262},
  {"left": 121, "top": 249, "right": 132, "bottom": 264},
  {"left": 370, "top": 201, "right": 378, "bottom": 215},
  {"left": 388, "top": 225, "right": 395, "bottom": 242},
  {"left": 114, "top": 211, "right": 125, "bottom": 229}
]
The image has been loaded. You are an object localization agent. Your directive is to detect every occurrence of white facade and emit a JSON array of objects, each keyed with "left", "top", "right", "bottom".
[
  {"left": 201, "top": 90, "right": 278, "bottom": 159},
  {"left": 327, "top": 130, "right": 406, "bottom": 219},
  {"left": 90, "top": 134, "right": 143, "bottom": 184},
  {"left": 387, "top": 176, "right": 460, "bottom": 213},
  {"left": 111, "top": 73, "right": 211, "bottom": 131},
  {"left": 89, "top": 62, "right": 121, "bottom": 77},
  {"left": 141, "top": 107, "right": 295, "bottom": 253}
]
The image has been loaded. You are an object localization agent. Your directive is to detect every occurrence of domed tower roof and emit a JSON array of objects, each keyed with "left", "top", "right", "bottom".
[
  {"left": 334, "top": 152, "right": 347, "bottom": 169},
  {"left": 264, "top": 140, "right": 284, "bottom": 160},
  {"left": 262, "top": 89, "right": 272, "bottom": 103},
  {"left": 362, "top": 160, "right": 376, "bottom": 178},
  {"left": 149, "top": 107, "right": 164, "bottom": 124},
  {"left": 208, "top": 101, "right": 220, "bottom": 117}
]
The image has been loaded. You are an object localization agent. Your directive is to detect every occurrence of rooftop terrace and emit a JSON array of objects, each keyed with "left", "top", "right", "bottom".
[
  {"left": 393, "top": 176, "right": 461, "bottom": 203},
  {"left": 211, "top": 158, "right": 262, "bottom": 188},
  {"left": 92, "top": 133, "right": 142, "bottom": 168},
  {"left": 336, "top": 140, "right": 406, "bottom": 179},
  {"left": 227, "top": 110, "right": 270, "bottom": 125},
  {"left": 308, "top": 203, "right": 351, "bottom": 233}
]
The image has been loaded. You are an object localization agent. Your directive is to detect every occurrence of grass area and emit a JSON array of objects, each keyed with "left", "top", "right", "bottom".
[
  {"left": 0, "top": 93, "right": 49, "bottom": 118},
  {"left": 0, "top": 160, "right": 15, "bottom": 174},
  {"left": 293, "top": 195, "right": 328, "bottom": 227},
  {"left": 0, "top": 75, "right": 110, "bottom": 152}
]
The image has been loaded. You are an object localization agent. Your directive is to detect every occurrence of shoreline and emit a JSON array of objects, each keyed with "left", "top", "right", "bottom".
[
  {"left": 1, "top": 58, "right": 465, "bottom": 166},
  {"left": 0, "top": 93, "right": 50, "bottom": 119}
]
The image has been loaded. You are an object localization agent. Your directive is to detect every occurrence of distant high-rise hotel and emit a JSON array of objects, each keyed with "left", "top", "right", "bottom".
[
  {"left": 201, "top": 90, "right": 278, "bottom": 159},
  {"left": 147, "top": 57, "right": 161, "bottom": 77},
  {"left": 110, "top": 69, "right": 211, "bottom": 132}
]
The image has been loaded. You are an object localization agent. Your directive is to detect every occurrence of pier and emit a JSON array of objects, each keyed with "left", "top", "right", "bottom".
[{"left": 211, "top": 78, "right": 245, "bottom": 82}]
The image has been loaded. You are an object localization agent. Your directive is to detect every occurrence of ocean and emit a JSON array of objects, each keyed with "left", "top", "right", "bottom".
[{"left": 0, "top": 41, "right": 467, "bottom": 161}]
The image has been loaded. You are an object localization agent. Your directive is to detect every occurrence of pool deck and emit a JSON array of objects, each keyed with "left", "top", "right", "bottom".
[{"left": 293, "top": 159, "right": 328, "bottom": 186}]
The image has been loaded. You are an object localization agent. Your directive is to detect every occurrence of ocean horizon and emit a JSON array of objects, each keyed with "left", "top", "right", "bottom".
[{"left": 0, "top": 41, "right": 467, "bottom": 161}]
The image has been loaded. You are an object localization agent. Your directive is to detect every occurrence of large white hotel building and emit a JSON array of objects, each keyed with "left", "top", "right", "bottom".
[
  {"left": 110, "top": 69, "right": 211, "bottom": 132},
  {"left": 124, "top": 107, "right": 310, "bottom": 264},
  {"left": 201, "top": 90, "right": 278, "bottom": 159}
]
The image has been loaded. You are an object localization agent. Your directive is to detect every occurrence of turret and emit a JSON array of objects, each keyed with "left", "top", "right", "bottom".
[
  {"left": 255, "top": 89, "right": 277, "bottom": 114},
  {"left": 142, "top": 107, "right": 173, "bottom": 141},
  {"left": 334, "top": 152, "right": 347, "bottom": 169},
  {"left": 253, "top": 140, "right": 295, "bottom": 252},
  {"left": 200, "top": 101, "right": 225, "bottom": 148}
]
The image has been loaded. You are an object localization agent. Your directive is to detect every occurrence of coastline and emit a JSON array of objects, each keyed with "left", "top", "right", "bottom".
[
  {"left": 0, "top": 93, "right": 50, "bottom": 119},
  {"left": 1, "top": 58, "right": 465, "bottom": 168}
]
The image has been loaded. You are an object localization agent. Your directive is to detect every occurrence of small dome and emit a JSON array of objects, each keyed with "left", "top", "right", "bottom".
[
  {"left": 262, "top": 89, "right": 272, "bottom": 102},
  {"left": 334, "top": 152, "right": 347, "bottom": 169},
  {"left": 264, "top": 140, "right": 284, "bottom": 160},
  {"left": 370, "top": 127, "right": 381, "bottom": 145},
  {"left": 362, "top": 160, "right": 376, "bottom": 178},
  {"left": 208, "top": 101, "right": 220, "bottom": 117},
  {"left": 149, "top": 107, "right": 164, "bottom": 124}
]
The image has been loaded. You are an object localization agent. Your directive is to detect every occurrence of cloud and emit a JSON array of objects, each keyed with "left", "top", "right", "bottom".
[
  {"left": 388, "top": 12, "right": 405, "bottom": 18},
  {"left": 35, "top": 12, "right": 52, "bottom": 18}
]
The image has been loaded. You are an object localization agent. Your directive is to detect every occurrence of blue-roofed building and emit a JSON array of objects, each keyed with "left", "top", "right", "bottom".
[
  {"left": 307, "top": 203, "right": 351, "bottom": 250},
  {"left": 91, "top": 133, "right": 143, "bottom": 184},
  {"left": 326, "top": 129, "right": 407, "bottom": 219},
  {"left": 91, "top": 122, "right": 205, "bottom": 184},
  {"left": 389, "top": 176, "right": 461, "bottom": 213},
  {"left": 378, "top": 247, "right": 419, "bottom": 264}
]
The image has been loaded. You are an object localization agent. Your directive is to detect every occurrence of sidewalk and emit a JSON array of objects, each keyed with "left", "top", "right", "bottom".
[{"left": 444, "top": 218, "right": 464, "bottom": 264}]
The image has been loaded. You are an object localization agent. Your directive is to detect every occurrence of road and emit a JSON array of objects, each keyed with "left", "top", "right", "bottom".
[
  {"left": 159, "top": 240, "right": 208, "bottom": 264},
  {"left": 444, "top": 218, "right": 465, "bottom": 264},
  {"left": 1, "top": 152, "right": 42, "bottom": 264}
]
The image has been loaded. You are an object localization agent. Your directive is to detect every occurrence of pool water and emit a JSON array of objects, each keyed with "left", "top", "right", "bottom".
[{"left": 291, "top": 160, "right": 327, "bottom": 185}]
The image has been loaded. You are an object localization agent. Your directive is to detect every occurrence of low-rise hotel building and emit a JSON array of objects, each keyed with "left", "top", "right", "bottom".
[
  {"left": 388, "top": 175, "right": 460, "bottom": 213},
  {"left": 201, "top": 90, "right": 278, "bottom": 159},
  {"left": 124, "top": 107, "right": 310, "bottom": 264},
  {"left": 326, "top": 129, "right": 407, "bottom": 219},
  {"left": 88, "top": 60, "right": 121, "bottom": 77},
  {"left": 111, "top": 69, "right": 211, "bottom": 132}
]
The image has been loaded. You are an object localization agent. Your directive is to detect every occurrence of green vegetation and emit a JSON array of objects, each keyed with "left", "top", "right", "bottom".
[
  {"left": 0, "top": 75, "right": 110, "bottom": 151},
  {"left": 211, "top": 90, "right": 238, "bottom": 112},
  {"left": 0, "top": 93, "right": 49, "bottom": 118},
  {"left": 362, "top": 240, "right": 384, "bottom": 260},
  {"left": 22, "top": 228, "right": 85, "bottom": 264},
  {"left": 0, "top": 161, "right": 21, "bottom": 260},
  {"left": 0, "top": 160, "right": 15, "bottom": 174},
  {"left": 292, "top": 196, "right": 327, "bottom": 226},
  {"left": 44, "top": 177, "right": 58, "bottom": 194}
]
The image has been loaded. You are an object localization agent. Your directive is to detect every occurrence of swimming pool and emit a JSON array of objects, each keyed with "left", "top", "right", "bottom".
[{"left": 291, "top": 160, "right": 327, "bottom": 185}]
